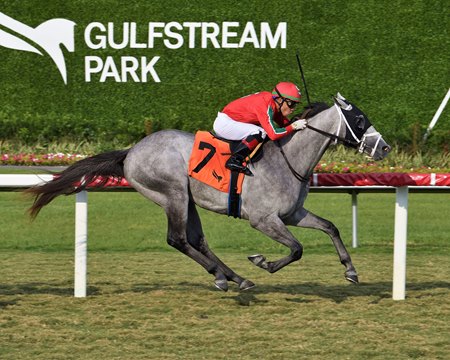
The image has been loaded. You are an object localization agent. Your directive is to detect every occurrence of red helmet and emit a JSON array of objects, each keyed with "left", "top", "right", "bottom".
[{"left": 272, "top": 82, "right": 302, "bottom": 102}]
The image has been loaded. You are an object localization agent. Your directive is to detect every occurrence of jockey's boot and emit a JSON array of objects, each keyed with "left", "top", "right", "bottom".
[
  {"left": 226, "top": 150, "right": 252, "bottom": 175},
  {"left": 226, "top": 133, "right": 263, "bottom": 176}
]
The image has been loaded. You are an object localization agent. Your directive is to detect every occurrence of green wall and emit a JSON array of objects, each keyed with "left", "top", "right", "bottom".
[{"left": 0, "top": 0, "right": 448, "bottom": 148}]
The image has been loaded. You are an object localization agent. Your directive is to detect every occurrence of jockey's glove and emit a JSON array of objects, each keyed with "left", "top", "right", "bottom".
[{"left": 291, "top": 119, "right": 307, "bottom": 130}]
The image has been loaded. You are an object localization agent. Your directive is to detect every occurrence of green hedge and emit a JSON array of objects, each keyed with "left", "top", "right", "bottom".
[{"left": 0, "top": 0, "right": 448, "bottom": 149}]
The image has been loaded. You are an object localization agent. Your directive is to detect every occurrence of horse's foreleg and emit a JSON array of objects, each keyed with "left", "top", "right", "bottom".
[
  {"left": 165, "top": 202, "right": 229, "bottom": 291},
  {"left": 186, "top": 202, "right": 255, "bottom": 291},
  {"left": 285, "top": 208, "right": 358, "bottom": 283},
  {"left": 248, "top": 213, "right": 303, "bottom": 273}
]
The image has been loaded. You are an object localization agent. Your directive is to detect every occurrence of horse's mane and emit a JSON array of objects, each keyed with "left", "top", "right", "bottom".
[{"left": 294, "top": 102, "right": 330, "bottom": 120}]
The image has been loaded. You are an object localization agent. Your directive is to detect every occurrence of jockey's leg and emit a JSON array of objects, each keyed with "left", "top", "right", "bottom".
[
  {"left": 213, "top": 112, "right": 266, "bottom": 175},
  {"left": 226, "top": 132, "right": 264, "bottom": 175}
]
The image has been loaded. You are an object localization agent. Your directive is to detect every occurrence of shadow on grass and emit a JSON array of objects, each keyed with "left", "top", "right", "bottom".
[
  {"left": 1, "top": 281, "right": 449, "bottom": 305},
  {"left": 239, "top": 281, "right": 450, "bottom": 304},
  {"left": 126, "top": 280, "right": 450, "bottom": 305},
  {"left": 0, "top": 299, "right": 19, "bottom": 309},
  {"left": 0, "top": 282, "right": 100, "bottom": 297}
]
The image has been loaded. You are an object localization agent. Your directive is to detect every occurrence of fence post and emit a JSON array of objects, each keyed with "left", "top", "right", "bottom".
[
  {"left": 352, "top": 190, "right": 358, "bottom": 248},
  {"left": 74, "top": 191, "right": 88, "bottom": 298},
  {"left": 393, "top": 186, "right": 408, "bottom": 300}
]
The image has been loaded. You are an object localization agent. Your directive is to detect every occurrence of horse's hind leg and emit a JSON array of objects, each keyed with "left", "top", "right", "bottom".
[
  {"left": 128, "top": 173, "right": 229, "bottom": 291},
  {"left": 186, "top": 201, "right": 255, "bottom": 291},
  {"left": 248, "top": 213, "right": 303, "bottom": 273},
  {"left": 164, "top": 200, "right": 230, "bottom": 291},
  {"left": 286, "top": 208, "right": 358, "bottom": 283}
]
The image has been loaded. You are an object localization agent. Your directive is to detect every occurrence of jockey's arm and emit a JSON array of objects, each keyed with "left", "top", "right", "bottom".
[{"left": 258, "top": 105, "right": 295, "bottom": 141}]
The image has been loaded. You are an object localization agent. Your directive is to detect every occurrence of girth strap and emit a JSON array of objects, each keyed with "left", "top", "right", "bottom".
[{"left": 228, "top": 170, "right": 242, "bottom": 218}]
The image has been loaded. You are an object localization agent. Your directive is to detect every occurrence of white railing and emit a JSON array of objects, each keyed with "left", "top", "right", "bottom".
[{"left": 1, "top": 174, "right": 449, "bottom": 300}]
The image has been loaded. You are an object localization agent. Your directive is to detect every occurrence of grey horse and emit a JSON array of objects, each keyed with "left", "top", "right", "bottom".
[{"left": 27, "top": 93, "right": 391, "bottom": 292}]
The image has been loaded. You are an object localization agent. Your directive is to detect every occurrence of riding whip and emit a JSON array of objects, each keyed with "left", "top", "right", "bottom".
[{"left": 295, "top": 50, "right": 312, "bottom": 108}]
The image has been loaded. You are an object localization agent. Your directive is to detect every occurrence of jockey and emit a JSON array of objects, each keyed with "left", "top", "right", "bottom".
[{"left": 213, "top": 81, "right": 307, "bottom": 175}]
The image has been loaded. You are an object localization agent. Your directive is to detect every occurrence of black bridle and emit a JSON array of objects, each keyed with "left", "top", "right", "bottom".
[{"left": 275, "top": 100, "right": 372, "bottom": 183}]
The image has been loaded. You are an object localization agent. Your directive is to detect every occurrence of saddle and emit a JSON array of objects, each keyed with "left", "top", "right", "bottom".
[
  {"left": 212, "top": 133, "right": 265, "bottom": 163},
  {"left": 188, "top": 131, "right": 264, "bottom": 218}
]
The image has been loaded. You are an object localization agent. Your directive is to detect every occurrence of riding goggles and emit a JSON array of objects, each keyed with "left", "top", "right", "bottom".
[{"left": 284, "top": 98, "right": 299, "bottom": 109}]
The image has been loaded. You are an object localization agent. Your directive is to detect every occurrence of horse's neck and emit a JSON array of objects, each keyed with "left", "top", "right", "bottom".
[{"left": 282, "top": 106, "right": 342, "bottom": 178}]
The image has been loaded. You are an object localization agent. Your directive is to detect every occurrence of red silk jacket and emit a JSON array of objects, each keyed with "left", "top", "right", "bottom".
[{"left": 222, "top": 91, "right": 295, "bottom": 140}]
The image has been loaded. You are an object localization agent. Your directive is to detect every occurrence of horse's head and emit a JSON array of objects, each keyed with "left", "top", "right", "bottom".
[{"left": 334, "top": 93, "right": 391, "bottom": 160}]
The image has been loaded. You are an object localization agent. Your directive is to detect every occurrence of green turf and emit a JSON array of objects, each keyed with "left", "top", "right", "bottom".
[
  {"left": 1, "top": 172, "right": 449, "bottom": 359},
  {"left": 0, "top": 251, "right": 449, "bottom": 359},
  {"left": 0, "top": 191, "right": 449, "bottom": 253}
]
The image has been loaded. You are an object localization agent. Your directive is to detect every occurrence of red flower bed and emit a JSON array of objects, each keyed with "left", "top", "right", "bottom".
[
  {"left": 313, "top": 161, "right": 444, "bottom": 174},
  {"left": 1, "top": 153, "right": 87, "bottom": 166},
  {"left": 1, "top": 153, "right": 447, "bottom": 174}
]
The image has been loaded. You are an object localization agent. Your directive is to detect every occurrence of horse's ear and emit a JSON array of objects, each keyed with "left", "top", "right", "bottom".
[
  {"left": 333, "top": 93, "right": 352, "bottom": 110},
  {"left": 336, "top": 92, "right": 346, "bottom": 101}
]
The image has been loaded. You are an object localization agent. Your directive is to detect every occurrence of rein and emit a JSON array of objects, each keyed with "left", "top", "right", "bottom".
[
  {"left": 294, "top": 104, "right": 359, "bottom": 149},
  {"left": 274, "top": 141, "right": 310, "bottom": 183},
  {"left": 305, "top": 124, "right": 359, "bottom": 148},
  {"left": 276, "top": 124, "right": 358, "bottom": 183}
]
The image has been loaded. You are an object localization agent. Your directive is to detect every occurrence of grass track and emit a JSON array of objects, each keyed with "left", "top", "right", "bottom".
[
  {"left": 0, "top": 251, "right": 449, "bottom": 359},
  {"left": 1, "top": 187, "right": 449, "bottom": 358},
  {"left": 0, "top": 191, "right": 449, "bottom": 252}
]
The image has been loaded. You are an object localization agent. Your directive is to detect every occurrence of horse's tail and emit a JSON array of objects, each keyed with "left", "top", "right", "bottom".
[{"left": 26, "top": 149, "right": 129, "bottom": 219}]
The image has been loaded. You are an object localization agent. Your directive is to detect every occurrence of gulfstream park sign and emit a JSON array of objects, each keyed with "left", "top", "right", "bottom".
[
  {"left": 0, "top": 12, "right": 287, "bottom": 84},
  {"left": 84, "top": 21, "right": 287, "bottom": 83}
]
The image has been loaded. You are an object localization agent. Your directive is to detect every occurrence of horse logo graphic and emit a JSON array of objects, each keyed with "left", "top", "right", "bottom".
[
  {"left": 0, "top": 12, "right": 76, "bottom": 84},
  {"left": 212, "top": 170, "right": 223, "bottom": 182}
]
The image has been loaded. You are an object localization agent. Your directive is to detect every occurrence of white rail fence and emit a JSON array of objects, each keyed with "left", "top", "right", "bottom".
[{"left": 1, "top": 174, "right": 449, "bottom": 300}]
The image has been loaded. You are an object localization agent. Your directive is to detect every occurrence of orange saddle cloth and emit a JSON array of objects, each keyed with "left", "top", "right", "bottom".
[{"left": 188, "top": 131, "right": 245, "bottom": 194}]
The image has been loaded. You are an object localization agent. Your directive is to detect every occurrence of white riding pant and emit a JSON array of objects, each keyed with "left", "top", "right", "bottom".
[{"left": 213, "top": 112, "right": 267, "bottom": 141}]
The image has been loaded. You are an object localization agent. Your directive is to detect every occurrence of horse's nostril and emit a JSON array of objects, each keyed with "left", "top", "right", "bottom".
[{"left": 383, "top": 146, "right": 391, "bottom": 152}]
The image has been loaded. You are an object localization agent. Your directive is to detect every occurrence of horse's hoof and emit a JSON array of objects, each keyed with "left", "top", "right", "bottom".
[
  {"left": 248, "top": 254, "right": 268, "bottom": 270},
  {"left": 214, "top": 279, "right": 228, "bottom": 292},
  {"left": 239, "top": 279, "right": 256, "bottom": 291},
  {"left": 345, "top": 270, "right": 359, "bottom": 284}
]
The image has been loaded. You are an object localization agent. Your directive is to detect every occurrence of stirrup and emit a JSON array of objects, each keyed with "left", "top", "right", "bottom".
[{"left": 226, "top": 161, "right": 253, "bottom": 176}]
